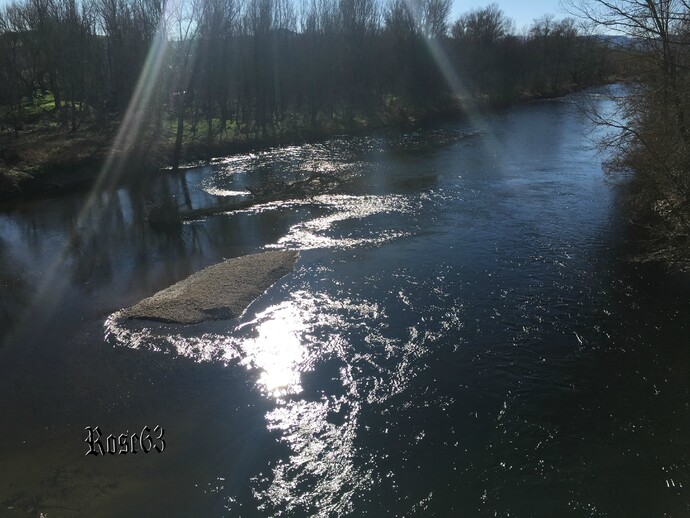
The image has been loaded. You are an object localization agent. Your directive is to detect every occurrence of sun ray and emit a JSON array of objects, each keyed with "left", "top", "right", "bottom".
[
  {"left": 402, "top": 0, "right": 505, "bottom": 169},
  {"left": 5, "top": 5, "right": 175, "bottom": 345}
]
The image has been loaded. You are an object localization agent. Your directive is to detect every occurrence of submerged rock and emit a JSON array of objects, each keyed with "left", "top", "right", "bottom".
[{"left": 122, "top": 250, "right": 299, "bottom": 324}]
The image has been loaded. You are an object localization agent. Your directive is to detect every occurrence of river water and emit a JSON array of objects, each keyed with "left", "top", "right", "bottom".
[{"left": 0, "top": 86, "right": 688, "bottom": 516}]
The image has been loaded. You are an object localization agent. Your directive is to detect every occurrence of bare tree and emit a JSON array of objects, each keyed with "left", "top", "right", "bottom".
[
  {"left": 451, "top": 3, "right": 513, "bottom": 44},
  {"left": 170, "top": 0, "right": 202, "bottom": 169}
]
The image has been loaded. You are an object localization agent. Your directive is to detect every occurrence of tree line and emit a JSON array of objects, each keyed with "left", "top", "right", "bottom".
[{"left": 0, "top": 0, "right": 612, "bottom": 165}]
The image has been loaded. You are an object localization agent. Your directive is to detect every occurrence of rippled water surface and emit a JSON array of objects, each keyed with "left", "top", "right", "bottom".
[{"left": 1, "top": 86, "right": 688, "bottom": 516}]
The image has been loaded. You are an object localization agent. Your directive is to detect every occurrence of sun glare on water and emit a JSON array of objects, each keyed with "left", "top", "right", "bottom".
[{"left": 240, "top": 301, "right": 308, "bottom": 398}]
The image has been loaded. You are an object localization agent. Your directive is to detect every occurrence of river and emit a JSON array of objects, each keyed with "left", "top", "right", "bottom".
[{"left": 0, "top": 85, "right": 688, "bottom": 516}]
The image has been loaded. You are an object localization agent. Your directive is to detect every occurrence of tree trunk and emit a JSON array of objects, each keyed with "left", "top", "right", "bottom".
[{"left": 172, "top": 105, "right": 185, "bottom": 171}]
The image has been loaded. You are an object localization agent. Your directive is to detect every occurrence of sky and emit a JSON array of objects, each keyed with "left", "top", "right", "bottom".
[{"left": 450, "top": 1, "right": 567, "bottom": 32}]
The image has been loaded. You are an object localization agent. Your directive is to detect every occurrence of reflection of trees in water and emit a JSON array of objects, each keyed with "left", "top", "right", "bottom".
[
  {"left": 0, "top": 167, "right": 312, "bottom": 328},
  {"left": 0, "top": 237, "right": 28, "bottom": 338},
  {"left": 67, "top": 181, "right": 191, "bottom": 293},
  {"left": 58, "top": 176, "right": 271, "bottom": 302}
]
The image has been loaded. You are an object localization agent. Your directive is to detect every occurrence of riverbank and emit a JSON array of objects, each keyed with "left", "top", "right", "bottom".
[
  {"left": 0, "top": 82, "right": 615, "bottom": 201},
  {"left": 620, "top": 179, "right": 690, "bottom": 273}
]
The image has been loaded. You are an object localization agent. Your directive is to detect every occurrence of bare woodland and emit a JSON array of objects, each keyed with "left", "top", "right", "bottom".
[{"left": 0, "top": 1, "right": 609, "bottom": 161}]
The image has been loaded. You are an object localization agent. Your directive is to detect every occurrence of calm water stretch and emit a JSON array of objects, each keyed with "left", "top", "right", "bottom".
[{"left": 0, "top": 86, "right": 688, "bottom": 516}]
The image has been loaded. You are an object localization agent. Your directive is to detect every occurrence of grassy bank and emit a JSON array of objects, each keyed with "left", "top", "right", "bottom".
[
  {"left": 0, "top": 83, "right": 612, "bottom": 200},
  {"left": 0, "top": 95, "right": 453, "bottom": 198}
]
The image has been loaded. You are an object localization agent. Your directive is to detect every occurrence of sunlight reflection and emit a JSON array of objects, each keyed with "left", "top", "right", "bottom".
[
  {"left": 201, "top": 187, "right": 252, "bottom": 197},
  {"left": 255, "top": 397, "right": 368, "bottom": 516},
  {"left": 266, "top": 194, "right": 417, "bottom": 250},
  {"left": 240, "top": 301, "right": 308, "bottom": 397},
  {"left": 106, "top": 280, "right": 464, "bottom": 514}
]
